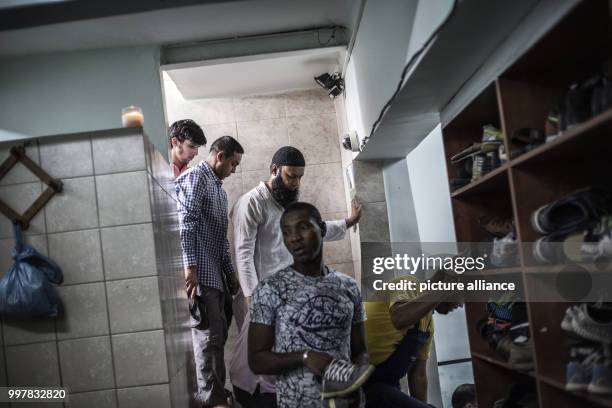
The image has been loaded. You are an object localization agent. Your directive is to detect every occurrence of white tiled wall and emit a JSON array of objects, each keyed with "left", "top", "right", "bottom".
[{"left": 0, "top": 130, "right": 192, "bottom": 408}]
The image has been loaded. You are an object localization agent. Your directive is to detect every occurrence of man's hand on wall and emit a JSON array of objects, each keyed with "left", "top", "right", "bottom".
[
  {"left": 346, "top": 199, "right": 363, "bottom": 228},
  {"left": 184, "top": 266, "right": 198, "bottom": 299}
]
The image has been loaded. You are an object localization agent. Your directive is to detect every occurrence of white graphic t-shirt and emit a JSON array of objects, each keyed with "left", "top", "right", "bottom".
[{"left": 250, "top": 266, "right": 366, "bottom": 408}]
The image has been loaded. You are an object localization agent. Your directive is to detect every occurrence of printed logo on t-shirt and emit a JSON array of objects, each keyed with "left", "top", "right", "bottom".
[{"left": 289, "top": 294, "right": 351, "bottom": 351}]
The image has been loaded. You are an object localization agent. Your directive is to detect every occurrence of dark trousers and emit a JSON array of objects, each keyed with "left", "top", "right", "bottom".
[
  {"left": 190, "top": 287, "right": 228, "bottom": 407},
  {"left": 364, "top": 326, "right": 431, "bottom": 408},
  {"left": 233, "top": 385, "right": 277, "bottom": 408}
]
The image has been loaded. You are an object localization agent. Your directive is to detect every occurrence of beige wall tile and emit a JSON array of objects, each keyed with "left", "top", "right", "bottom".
[
  {"left": 185, "top": 98, "right": 235, "bottom": 125},
  {"left": 0, "top": 182, "right": 46, "bottom": 238},
  {"left": 0, "top": 144, "right": 40, "bottom": 185},
  {"left": 236, "top": 119, "right": 289, "bottom": 171},
  {"left": 234, "top": 94, "right": 286, "bottom": 122},
  {"left": 285, "top": 89, "right": 335, "bottom": 117},
  {"left": 300, "top": 162, "right": 346, "bottom": 213},
  {"left": 287, "top": 113, "right": 341, "bottom": 165}
]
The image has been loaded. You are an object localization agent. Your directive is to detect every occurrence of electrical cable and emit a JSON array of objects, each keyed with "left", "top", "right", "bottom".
[{"left": 362, "top": 0, "right": 459, "bottom": 147}]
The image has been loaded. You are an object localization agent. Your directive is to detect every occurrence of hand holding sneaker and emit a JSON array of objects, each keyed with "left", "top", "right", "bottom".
[{"left": 303, "top": 349, "right": 334, "bottom": 376}]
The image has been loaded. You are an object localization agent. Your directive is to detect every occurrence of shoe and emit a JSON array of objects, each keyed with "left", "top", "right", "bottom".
[
  {"left": 321, "top": 359, "right": 374, "bottom": 399},
  {"left": 571, "top": 303, "right": 612, "bottom": 343},
  {"left": 566, "top": 349, "right": 599, "bottom": 391},
  {"left": 545, "top": 108, "right": 561, "bottom": 140},
  {"left": 495, "top": 335, "right": 513, "bottom": 360},
  {"left": 480, "top": 217, "right": 514, "bottom": 238},
  {"left": 471, "top": 155, "right": 485, "bottom": 182},
  {"left": 591, "top": 75, "right": 612, "bottom": 116},
  {"left": 565, "top": 76, "right": 601, "bottom": 128},
  {"left": 581, "top": 216, "right": 612, "bottom": 260},
  {"left": 533, "top": 231, "right": 570, "bottom": 264},
  {"left": 451, "top": 143, "right": 481, "bottom": 164},
  {"left": 589, "top": 358, "right": 612, "bottom": 394},
  {"left": 509, "top": 339, "right": 535, "bottom": 371},
  {"left": 490, "top": 231, "right": 518, "bottom": 267},
  {"left": 561, "top": 305, "right": 580, "bottom": 333},
  {"left": 531, "top": 187, "right": 612, "bottom": 235}
]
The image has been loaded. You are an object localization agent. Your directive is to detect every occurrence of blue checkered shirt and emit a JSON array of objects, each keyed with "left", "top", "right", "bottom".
[{"left": 175, "top": 161, "right": 234, "bottom": 291}]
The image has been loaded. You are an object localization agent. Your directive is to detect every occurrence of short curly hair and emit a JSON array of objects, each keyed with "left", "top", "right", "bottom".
[
  {"left": 280, "top": 202, "right": 327, "bottom": 238},
  {"left": 168, "top": 119, "right": 207, "bottom": 147}
]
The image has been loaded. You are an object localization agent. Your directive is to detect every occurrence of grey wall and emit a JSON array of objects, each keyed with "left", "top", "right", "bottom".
[
  {"left": 344, "top": 0, "right": 419, "bottom": 138},
  {"left": 406, "top": 124, "right": 472, "bottom": 408},
  {"left": 0, "top": 46, "right": 168, "bottom": 157}
]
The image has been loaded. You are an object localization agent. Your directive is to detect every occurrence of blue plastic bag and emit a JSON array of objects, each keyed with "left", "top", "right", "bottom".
[{"left": 0, "top": 223, "right": 63, "bottom": 317}]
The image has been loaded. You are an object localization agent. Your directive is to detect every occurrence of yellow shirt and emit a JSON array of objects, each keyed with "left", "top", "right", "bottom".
[{"left": 364, "top": 276, "right": 434, "bottom": 366}]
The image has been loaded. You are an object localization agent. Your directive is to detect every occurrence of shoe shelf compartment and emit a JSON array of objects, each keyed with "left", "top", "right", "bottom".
[
  {"left": 472, "top": 356, "right": 537, "bottom": 407},
  {"left": 510, "top": 106, "right": 612, "bottom": 169},
  {"left": 451, "top": 163, "right": 509, "bottom": 199},
  {"left": 472, "top": 351, "right": 536, "bottom": 379},
  {"left": 442, "top": 1, "right": 612, "bottom": 407},
  {"left": 539, "top": 379, "right": 612, "bottom": 408}
]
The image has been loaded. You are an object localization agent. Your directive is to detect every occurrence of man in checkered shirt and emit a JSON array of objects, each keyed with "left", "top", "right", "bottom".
[{"left": 176, "top": 135, "right": 244, "bottom": 407}]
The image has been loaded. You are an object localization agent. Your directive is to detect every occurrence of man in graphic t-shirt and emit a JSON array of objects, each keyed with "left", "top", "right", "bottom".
[{"left": 248, "top": 202, "right": 373, "bottom": 408}]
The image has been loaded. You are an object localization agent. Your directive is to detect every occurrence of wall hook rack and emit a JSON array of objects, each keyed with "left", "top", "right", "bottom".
[{"left": 0, "top": 145, "right": 63, "bottom": 230}]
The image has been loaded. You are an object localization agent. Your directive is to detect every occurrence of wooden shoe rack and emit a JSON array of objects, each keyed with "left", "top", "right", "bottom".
[{"left": 442, "top": 1, "right": 612, "bottom": 406}]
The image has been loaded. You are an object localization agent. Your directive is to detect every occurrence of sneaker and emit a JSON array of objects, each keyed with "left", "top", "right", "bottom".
[
  {"left": 589, "top": 358, "right": 612, "bottom": 394},
  {"left": 571, "top": 303, "right": 612, "bottom": 343},
  {"left": 471, "top": 155, "right": 485, "bottom": 182},
  {"left": 479, "top": 217, "right": 514, "bottom": 238},
  {"left": 561, "top": 305, "right": 580, "bottom": 333},
  {"left": 533, "top": 231, "right": 570, "bottom": 264},
  {"left": 566, "top": 350, "right": 597, "bottom": 391},
  {"left": 581, "top": 216, "right": 612, "bottom": 260},
  {"left": 321, "top": 359, "right": 374, "bottom": 399},
  {"left": 490, "top": 231, "right": 518, "bottom": 267},
  {"left": 509, "top": 339, "right": 535, "bottom": 371},
  {"left": 531, "top": 187, "right": 612, "bottom": 235}
]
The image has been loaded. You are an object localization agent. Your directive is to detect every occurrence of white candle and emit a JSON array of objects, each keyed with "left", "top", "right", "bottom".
[{"left": 121, "top": 106, "right": 144, "bottom": 128}]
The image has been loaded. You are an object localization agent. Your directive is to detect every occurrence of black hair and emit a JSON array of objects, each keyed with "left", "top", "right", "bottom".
[
  {"left": 280, "top": 202, "right": 327, "bottom": 237},
  {"left": 451, "top": 383, "right": 476, "bottom": 408},
  {"left": 210, "top": 136, "right": 244, "bottom": 158},
  {"left": 168, "top": 119, "right": 207, "bottom": 147}
]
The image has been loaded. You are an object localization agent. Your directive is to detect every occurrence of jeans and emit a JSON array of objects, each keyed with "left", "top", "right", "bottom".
[
  {"left": 190, "top": 287, "right": 228, "bottom": 407},
  {"left": 364, "top": 326, "right": 431, "bottom": 408},
  {"left": 363, "top": 381, "right": 431, "bottom": 408},
  {"left": 233, "top": 385, "right": 277, "bottom": 408}
]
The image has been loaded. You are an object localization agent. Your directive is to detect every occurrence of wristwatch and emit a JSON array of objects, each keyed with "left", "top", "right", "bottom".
[{"left": 302, "top": 349, "right": 310, "bottom": 364}]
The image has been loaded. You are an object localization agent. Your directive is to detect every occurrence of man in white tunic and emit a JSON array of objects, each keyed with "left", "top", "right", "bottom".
[{"left": 229, "top": 146, "right": 362, "bottom": 407}]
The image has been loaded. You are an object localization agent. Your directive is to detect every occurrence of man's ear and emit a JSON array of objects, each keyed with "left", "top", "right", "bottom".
[
  {"left": 271, "top": 163, "right": 279, "bottom": 176},
  {"left": 216, "top": 150, "right": 226, "bottom": 162},
  {"left": 170, "top": 137, "right": 178, "bottom": 148}
]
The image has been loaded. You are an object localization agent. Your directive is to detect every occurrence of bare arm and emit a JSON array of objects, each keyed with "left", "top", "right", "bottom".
[
  {"left": 407, "top": 359, "right": 428, "bottom": 402},
  {"left": 350, "top": 322, "right": 369, "bottom": 365},
  {"left": 389, "top": 296, "right": 439, "bottom": 331},
  {"left": 248, "top": 322, "right": 333, "bottom": 376},
  {"left": 390, "top": 270, "right": 456, "bottom": 330}
]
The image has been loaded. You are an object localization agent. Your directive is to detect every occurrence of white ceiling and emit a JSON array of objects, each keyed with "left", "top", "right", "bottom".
[
  {"left": 0, "top": 0, "right": 358, "bottom": 57},
  {"left": 166, "top": 47, "right": 345, "bottom": 99}
]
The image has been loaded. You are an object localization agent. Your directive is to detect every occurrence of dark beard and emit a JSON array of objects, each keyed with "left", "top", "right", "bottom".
[{"left": 271, "top": 174, "right": 299, "bottom": 208}]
